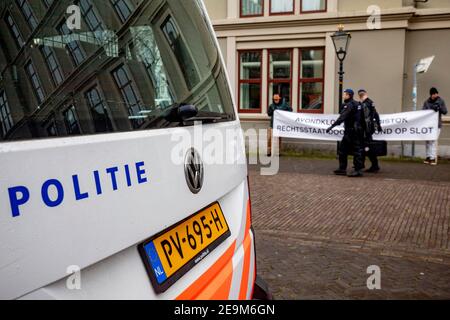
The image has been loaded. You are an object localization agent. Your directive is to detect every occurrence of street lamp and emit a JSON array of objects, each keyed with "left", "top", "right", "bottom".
[
  {"left": 411, "top": 55, "right": 435, "bottom": 157},
  {"left": 331, "top": 25, "right": 352, "bottom": 112}
]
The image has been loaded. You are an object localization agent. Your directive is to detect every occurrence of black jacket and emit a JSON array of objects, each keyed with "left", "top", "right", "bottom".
[
  {"left": 268, "top": 100, "right": 293, "bottom": 128},
  {"left": 332, "top": 98, "right": 364, "bottom": 134},
  {"left": 361, "top": 98, "right": 382, "bottom": 136},
  {"left": 423, "top": 97, "right": 448, "bottom": 128}
]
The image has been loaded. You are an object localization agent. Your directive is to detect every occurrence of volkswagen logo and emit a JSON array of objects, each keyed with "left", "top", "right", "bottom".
[{"left": 184, "top": 148, "right": 204, "bottom": 194}]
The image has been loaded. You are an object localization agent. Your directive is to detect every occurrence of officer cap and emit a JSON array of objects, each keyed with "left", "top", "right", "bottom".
[{"left": 344, "top": 89, "right": 354, "bottom": 96}]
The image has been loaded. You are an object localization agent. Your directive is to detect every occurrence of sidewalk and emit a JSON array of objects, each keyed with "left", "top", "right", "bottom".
[{"left": 250, "top": 157, "right": 450, "bottom": 299}]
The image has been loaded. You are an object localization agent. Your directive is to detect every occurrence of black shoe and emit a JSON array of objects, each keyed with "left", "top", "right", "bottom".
[
  {"left": 348, "top": 170, "right": 363, "bottom": 177},
  {"left": 334, "top": 169, "right": 347, "bottom": 176},
  {"left": 366, "top": 167, "right": 380, "bottom": 173}
]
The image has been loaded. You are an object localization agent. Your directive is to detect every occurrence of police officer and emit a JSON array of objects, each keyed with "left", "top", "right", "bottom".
[
  {"left": 326, "top": 89, "right": 365, "bottom": 177},
  {"left": 359, "top": 89, "right": 382, "bottom": 173}
]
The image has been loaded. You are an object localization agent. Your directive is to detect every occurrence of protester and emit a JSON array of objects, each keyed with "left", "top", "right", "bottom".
[
  {"left": 326, "top": 89, "right": 365, "bottom": 177},
  {"left": 423, "top": 87, "right": 447, "bottom": 166},
  {"left": 359, "top": 89, "right": 383, "bottom": 173},
  {"left": 267, "top": 94, "right": 292, "bottom": 156}
]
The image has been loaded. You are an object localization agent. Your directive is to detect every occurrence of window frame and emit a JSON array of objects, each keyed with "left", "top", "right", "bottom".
[
  {"left": 111, "top": 64, "right": 146, "bottom": 128},
  {"left": 110, "top": 0, "right": 134, "bottom": 23},
  {"left": 40, "top": 45, "right": 64, "bottom": 87},
  {"left": 57, "top": 19, "right": 87, "bottom": 67},
  {"left": 240, "top": 0, "right": 264, "bottom": 18},
  {"left": 44, "top": 113, "right": 59, "bottom": 137},
  {"left": 0, "top": 90, "right": 14, "bottom": 137},
  {"left": 43, "top": 0, "right": 54, "bottom": 8},
  {"left": 15, "top": 0, "right": 38, "bottom": 31},
  {"left": 25, "top": 60, "right": 46, "bottom": 105},
  {"left": 160, "top": 14, "right": 201, "bottom": 91},
  {"left": 298, "top": 47, "right": 325, "bottom": 114},
  {"left": 79, "top": 0, "right": 105, "bottom": 32},
  {"left": 84, "top": 84, "right": 114, "bottom": 133},
  {"left": 300, "top": 0, "right": 328, "bottom": 14},
  {"left": 267, "top": 48, "right": 293, "bottom": 107},
  {"left": 269, "top": 0, "right": 295, "bottom": 16},
  {"left": 62, "top": 104, "right": 82, "bottom": 135},
  {"left": 238, "top": 50, "right": 263, "bottom": 114},
  {"left": 5, "top": 12, "right": 25, "bottom": 49}
]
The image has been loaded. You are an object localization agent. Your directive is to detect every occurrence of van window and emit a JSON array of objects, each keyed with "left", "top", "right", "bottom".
[{"left": 0, "top": 0, "right": 235, "bottom": 142}]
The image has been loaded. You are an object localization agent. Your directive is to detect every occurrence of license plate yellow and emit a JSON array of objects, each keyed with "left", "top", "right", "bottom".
[{"left": 139, "top": 202, "right": 231, "bottom": 293}]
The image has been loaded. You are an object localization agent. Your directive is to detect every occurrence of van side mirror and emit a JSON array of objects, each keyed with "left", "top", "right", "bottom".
[{"left": 164, "top": 104, "right": 198, "bottom": 123}]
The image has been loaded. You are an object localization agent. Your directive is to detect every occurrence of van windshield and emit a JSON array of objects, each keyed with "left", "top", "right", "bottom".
[{"left": 0, "top": 0, "right": 235, "bottom": 142}]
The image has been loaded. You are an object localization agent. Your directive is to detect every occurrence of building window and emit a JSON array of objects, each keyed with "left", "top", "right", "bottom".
[
  {"left": 63, "top": 105, "right": 81, "bottom": 135},
  {"left": 270, "top": 0, "right": 294, "bottom": 15},
  {"left": 45, "top": 116, "right": 58, "bottom": 137},
  {"left": 79, "top": 0, "right": 104, "bottom": 32},
  {"left": 25, "top": 61, "right": 46, "bottom": 105},
  {"left": 110, "top": 0, "right": 134, "bottom": 23},
  {"left": 240, "top": 0, "right": 264, "bottom": 17},
  {"left": 15, "top": 0, "right": 38, "bottom": 31},
  {"left": 58, "top": 20, "right": 87, "bottom": 66},
  {"left": 161, "top": 16, "right": 200, "bottom": 90},
  {"left": 238, "top": 51, "right": 262, "bottom": 113},
  {"left": 5, "top": 12, "right": 25, "bottom": 49},
  {"left": 40, "top": 46, "right": 64, "bottom": 86},
  {"left": 299, "top": 48, "right": 325, "bottom": 113},
  {"left": 112, "top": 65, "right": 145, "bottom": 128},
  {"left": 44, "top": 0, "right": 54, "bottom": 8},
  {"left": 0, "top": 90, "right": 14, "bottom": 137},
  {"left": 85, "top": 86, "right": 113, "bottom": 133},
  {"left": 43, "top": 0, "right": 54, "bottom": 8},
  {"left": 301, "top": 0, "right": 327, "bottom": 13},
  {"left": 130, "top": 29, "right": 174, "bottom": 108},
  {"left": 268, "top": 49, "right": 292, "bottom": 106}
]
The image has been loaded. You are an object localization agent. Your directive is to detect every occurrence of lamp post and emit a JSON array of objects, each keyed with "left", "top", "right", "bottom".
[
  {"left": 411, "top": 56, "right": 435, "bottom": 157},
  {"left": 331, "top": 25, "right": 352, "bottom": 112}
]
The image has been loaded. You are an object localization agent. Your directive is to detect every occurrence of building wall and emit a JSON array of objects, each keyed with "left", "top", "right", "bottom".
[
  {"left": 403, "top": 0, "right": 450, "bottom": 9},
  {"left": 340, "top": 29, "right": 406, "bottom": 115},
  {"left": 339, "top": 0, "right": 403, "bottom": 12},
  {"left": 402, "top": 29, "right": 450, "bottom": 112},
  {"left": 203, "top": 0, "right": 228, "bottom": 20},
  {"left": 402, "top": 29, "right": 450, "bottom": 151}
]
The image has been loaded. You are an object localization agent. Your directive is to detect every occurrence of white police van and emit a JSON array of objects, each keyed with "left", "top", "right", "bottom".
[{"left": 0, "top": 0, "right": 269, "bottom": 300}]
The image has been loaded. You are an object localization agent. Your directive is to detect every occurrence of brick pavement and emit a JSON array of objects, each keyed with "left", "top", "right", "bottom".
[{"left": 249, "top": 158, "right": 450, "bottom": 299}]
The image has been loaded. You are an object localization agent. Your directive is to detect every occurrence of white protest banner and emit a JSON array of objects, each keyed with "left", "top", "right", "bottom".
[{"left": 273, "top": 110, "right": 439, "bottom": 142}]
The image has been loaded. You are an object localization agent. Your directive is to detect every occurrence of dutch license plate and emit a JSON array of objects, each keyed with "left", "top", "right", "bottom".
[{"left": 138, "top": 202, "right": 231, "bottom": 293}]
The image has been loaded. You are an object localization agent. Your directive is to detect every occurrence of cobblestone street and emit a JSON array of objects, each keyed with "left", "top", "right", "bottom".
[{"left": 250, "top": 158, "right": 450, "bottom": 299}]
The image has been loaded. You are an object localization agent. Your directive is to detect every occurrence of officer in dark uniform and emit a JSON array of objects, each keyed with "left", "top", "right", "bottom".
[
  {"left": 359, "top": 89, "right": 382, "bottom": 173},
  {"left": 326, "top": 89, "right": 365, "bottom": 177}
]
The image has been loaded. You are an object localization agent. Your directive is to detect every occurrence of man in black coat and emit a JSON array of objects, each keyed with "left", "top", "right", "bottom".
[
  {"left": 327, "top": 89, "right": 365, "bottom": 177},
  {"left": 423, "top": 87, "right": 447, "bottom": 166},
  {"left": 359, "top": 89, "right": 382, "bottom": 173}
]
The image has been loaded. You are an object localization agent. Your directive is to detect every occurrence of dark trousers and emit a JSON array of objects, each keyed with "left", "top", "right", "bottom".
[
  {"left": 364, "top": 151, "right": 380, "bottom": 170},
  {"left": 339, "top": 132, "right": 364, "bottom": 171}
]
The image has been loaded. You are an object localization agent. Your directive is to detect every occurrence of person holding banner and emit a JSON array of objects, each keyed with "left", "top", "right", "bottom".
[
  {"left": 268, "top": 94, "right": 292, "bottom": 156},
  {"left": 326, "top": 89, "right": 365, "bottom": 177},
  {"left": 423, "top": 87, "right": 447, "bottom": 166}
]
